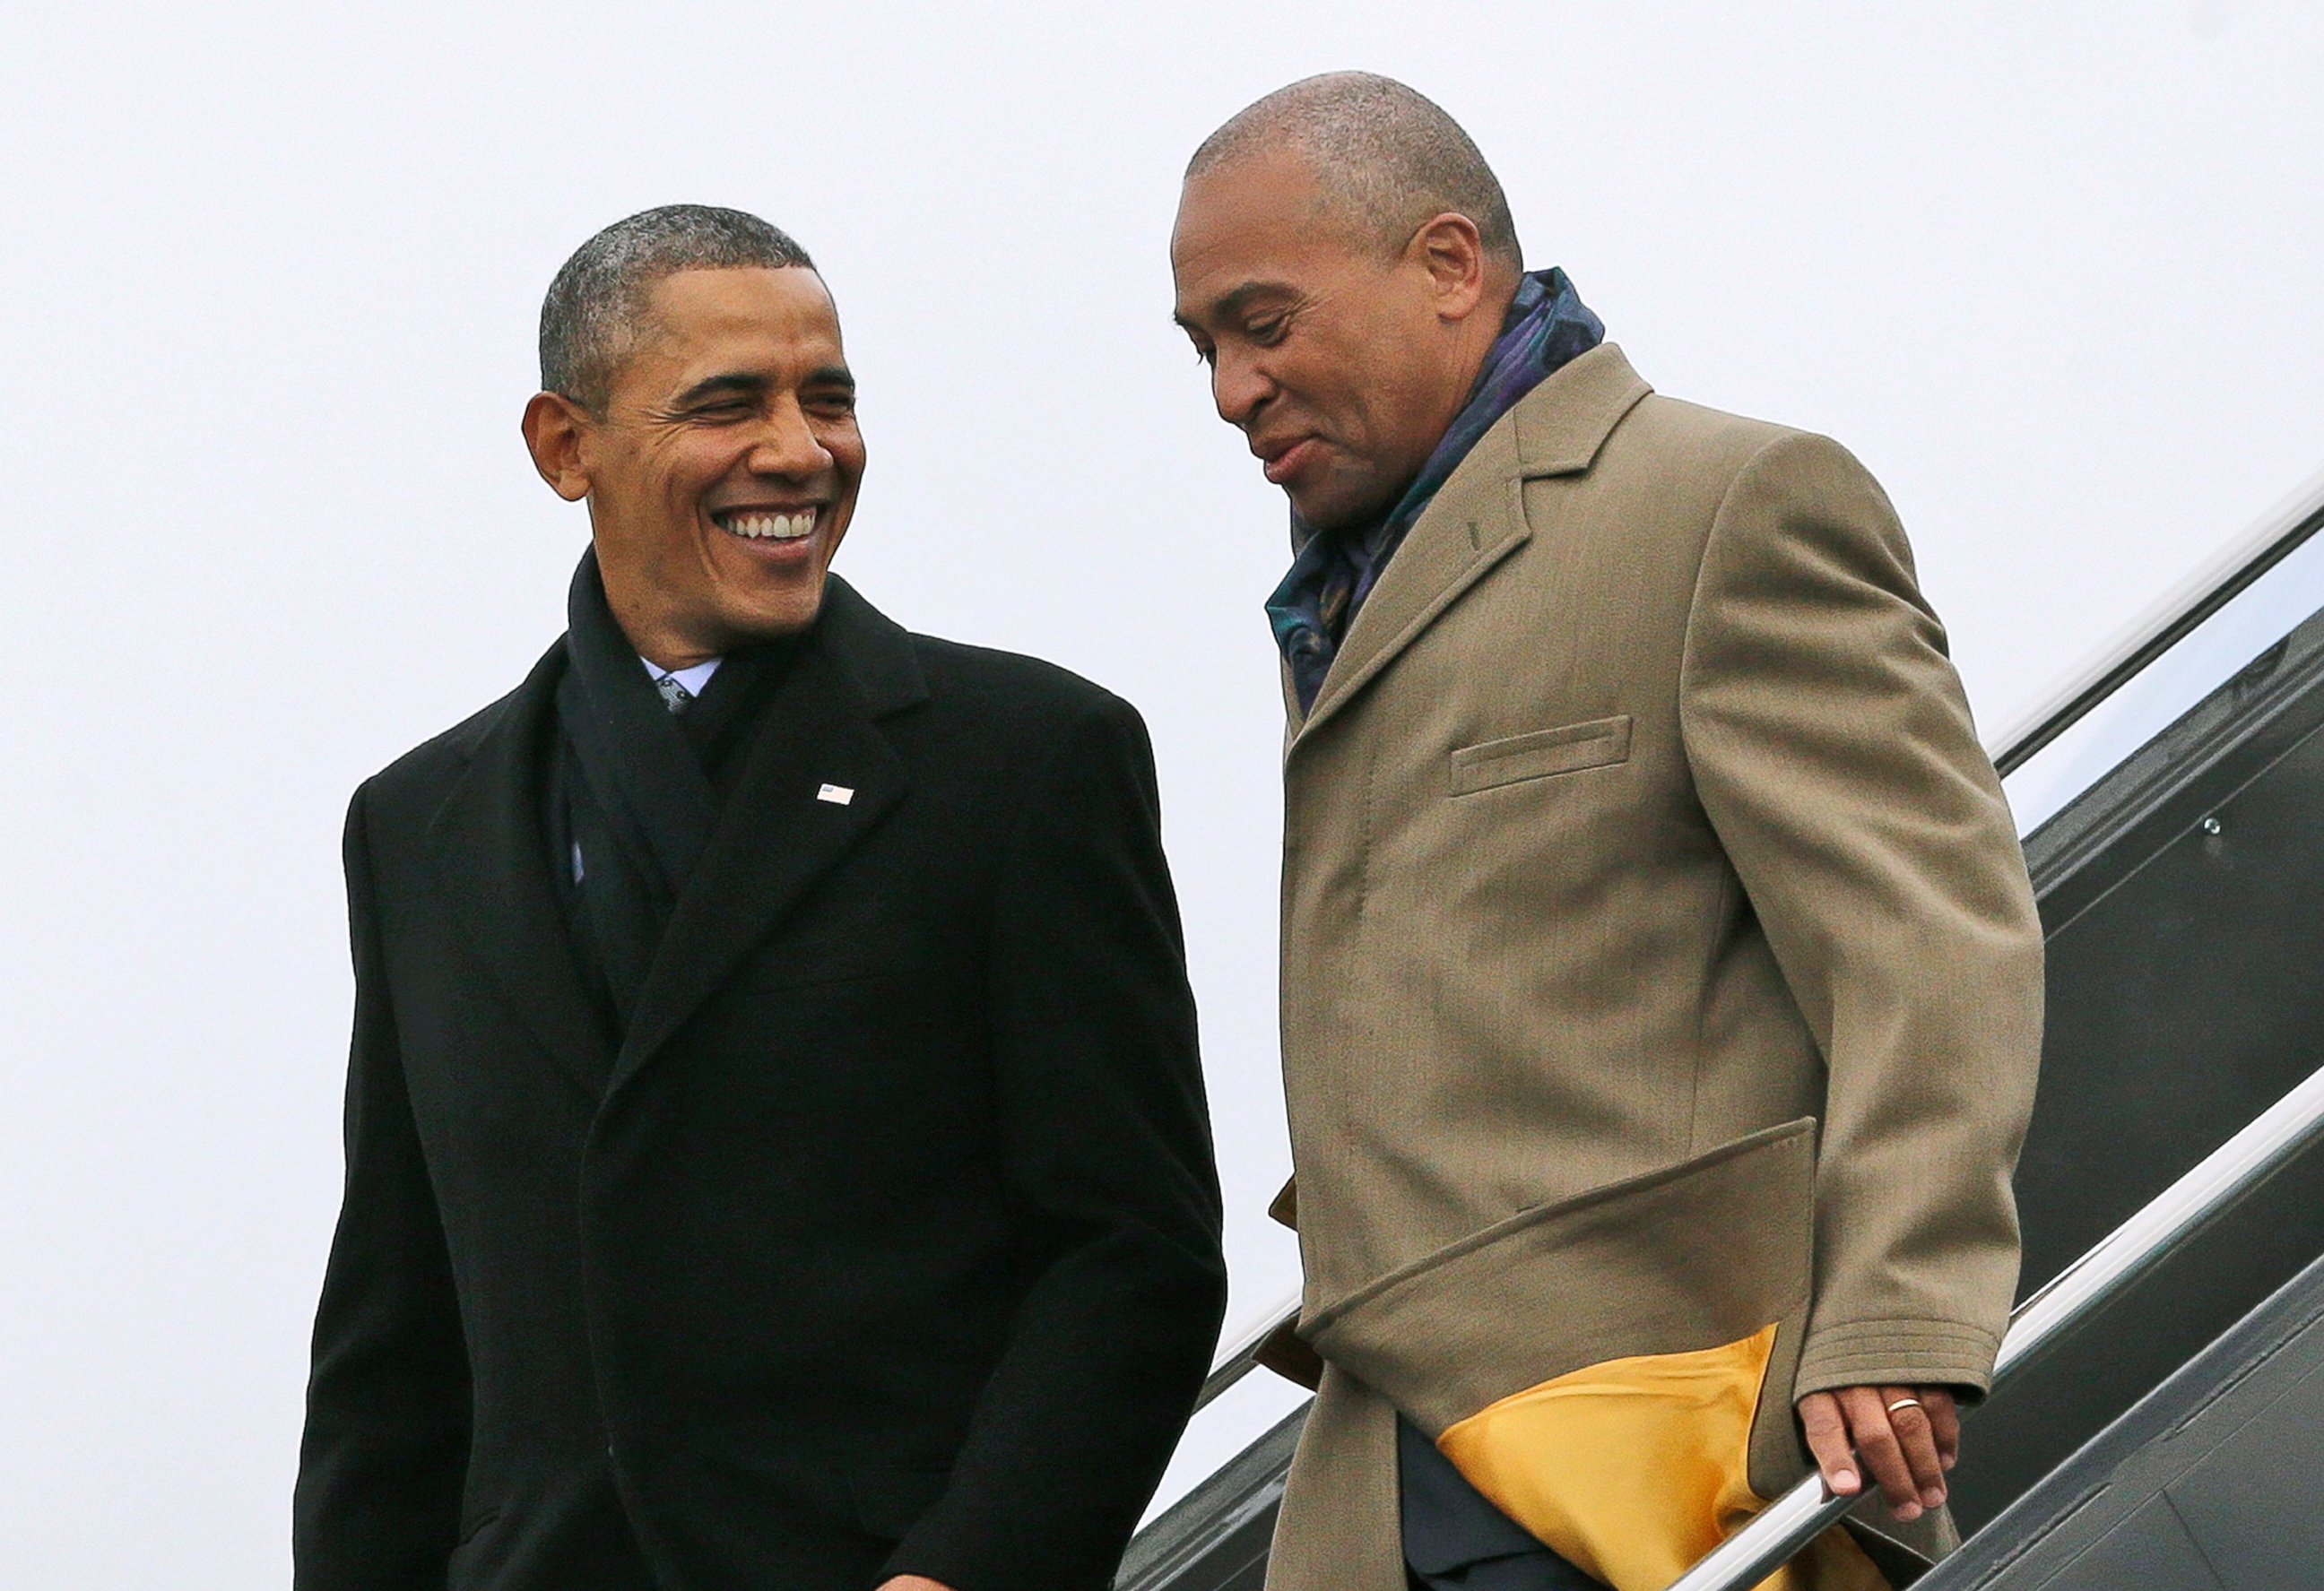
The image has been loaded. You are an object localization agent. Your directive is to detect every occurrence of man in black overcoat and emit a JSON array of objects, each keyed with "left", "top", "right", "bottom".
[{"left": 293, "top": 204, "right": 1230, "bottom": 1591}]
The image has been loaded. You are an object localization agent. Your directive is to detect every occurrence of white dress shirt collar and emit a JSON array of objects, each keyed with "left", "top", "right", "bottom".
[{"left": 640, "top": 655, "right": 723, "bottom": 696}]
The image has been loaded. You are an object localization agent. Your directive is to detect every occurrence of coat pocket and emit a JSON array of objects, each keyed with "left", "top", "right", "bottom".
[
  {"left": 1300, "top": 1120, "right": 1881, "bottom": 1589},
  {"left": 1449, "top": 715, "right": 1632, "bottom": 796},
  {"left": 1302, "top": 1119, "right": 1817, "bottom": 1442},
  {"left": 447, "top": 1503, "right": 505, "bottom": 1584}
]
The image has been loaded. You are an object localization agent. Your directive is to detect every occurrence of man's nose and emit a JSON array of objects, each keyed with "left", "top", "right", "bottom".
[
  {"left": 1211, "top": 350, "right": 1273, "bottom": 429},
  {"left": 748, "top": 396, "right": 833, "bottom": 477}
]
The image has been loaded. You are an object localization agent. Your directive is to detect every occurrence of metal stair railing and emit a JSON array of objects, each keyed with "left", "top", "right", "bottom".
[
  {"left": 1664, "top": 1058, "right": 2324, "bottom": 1591},
  {"left": 1988, "top": 475, "right": 2324, "bottom": 774},
  {"left": 1191, "top": 1288, "right": 1300, "bottom": 1414}
]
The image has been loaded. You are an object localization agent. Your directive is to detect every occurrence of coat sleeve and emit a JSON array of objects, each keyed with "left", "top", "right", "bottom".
[
  {"left": 882, "top": 692, "right": 1230, "bottom": 1591},
  {"left": 293, "top": 786, "right": 471, "bottom": 1589},
  {"left": 1678, "top": 431, "right": 2044, "bottom": 1401}
]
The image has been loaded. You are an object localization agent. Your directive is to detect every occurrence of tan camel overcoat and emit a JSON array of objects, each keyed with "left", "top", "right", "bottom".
[{"left": 1262, "top": 345, "right": 2044, "bottom": 1590}]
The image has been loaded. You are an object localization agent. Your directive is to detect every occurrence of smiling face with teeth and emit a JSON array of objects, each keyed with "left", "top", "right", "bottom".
[{"left": 522, "top": 265, "right": 865, "bottom": 668}]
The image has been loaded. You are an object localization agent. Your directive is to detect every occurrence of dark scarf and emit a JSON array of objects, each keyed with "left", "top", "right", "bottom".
[
  {"left": 1264, "top": 267, "right": 1604, "bottom": 712},
  {"left": 548, "top": 550, "right": 796, "bottom": 1033}
]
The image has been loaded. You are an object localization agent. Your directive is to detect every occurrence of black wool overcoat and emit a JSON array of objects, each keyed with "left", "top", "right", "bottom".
[{"left": 293, "top": 578, "right": 1229, "bottom": 1591}]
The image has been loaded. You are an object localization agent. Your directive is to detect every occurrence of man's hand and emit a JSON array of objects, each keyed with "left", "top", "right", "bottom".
[
  {"left": 876, "top": 1578, "right": 958, "bottom": 1591},
  {"left": 1796, "top": 1386, "right": 1959, "bottom": 1524}
]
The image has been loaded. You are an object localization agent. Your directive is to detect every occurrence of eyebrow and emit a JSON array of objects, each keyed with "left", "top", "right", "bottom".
[
  {"left": 1173, "top": 281, "right": 1297, "bottom": 333},
  {"left": 675, "top": 372, "right": 767, "bottom": 404},
  {"left": 674, "top": 365, "right": 856, "bottom": 404}
]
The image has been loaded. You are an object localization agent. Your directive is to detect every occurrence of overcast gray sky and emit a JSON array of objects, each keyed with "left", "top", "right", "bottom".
[{"left": 4, "top": 2, "right": 2322, "bottom": 1580}]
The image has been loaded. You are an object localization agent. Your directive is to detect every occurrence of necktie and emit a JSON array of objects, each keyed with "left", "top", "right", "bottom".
[{"left": 653, "top": 673, "right": 695, "bottom": 714}]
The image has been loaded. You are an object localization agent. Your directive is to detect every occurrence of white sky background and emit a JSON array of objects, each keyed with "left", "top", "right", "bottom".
[{"left": 4, "top": 1, "right": 2322, "bottom": 1581}]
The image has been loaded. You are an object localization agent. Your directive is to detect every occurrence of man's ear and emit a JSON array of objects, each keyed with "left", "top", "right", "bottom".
[
  {"left": 522, "top": 391, "right": 594, "bottom": 502},
  {"left": 1410, "top": 212, "right": 1491, "bottom": 323}
]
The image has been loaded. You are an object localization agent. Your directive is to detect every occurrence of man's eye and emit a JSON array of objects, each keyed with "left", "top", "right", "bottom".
[
  {"left": 692, "top": 401, "right": 751, "bottom": 420},
  {"left": 1251, "top": 319, "right": 1288, "bottom": 345}
]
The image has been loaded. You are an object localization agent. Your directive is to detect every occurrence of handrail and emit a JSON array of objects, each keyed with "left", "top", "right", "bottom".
[
  {"left": 1989, "top": 471, "right": 2324, "bottom": 775},
  {"left": 1190, "top": 1040, "right": 2324, "bottom": 1412},
  {"left": 1663, "top": 1057, "right": 2324, "bottom": 1591},
  {"left": 1192, "top": 1286, "right": 1300, "bottom": 1413}
]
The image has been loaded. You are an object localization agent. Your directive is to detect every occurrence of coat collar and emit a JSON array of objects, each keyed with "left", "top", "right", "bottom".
[
  {"left": 424, "top": 573, "right": 928, "bottom": 1103},
  {"left": 1289, "top": 344, "right": 1652, "bottom": 747},
  {"left": 1507, "top": 342, "right": 1652, "bottom": 479},
  {"left": 817, "top": 574, "right": 932, "bottom": 719}
]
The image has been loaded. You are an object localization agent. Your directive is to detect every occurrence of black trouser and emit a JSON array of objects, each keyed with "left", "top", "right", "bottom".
[{"left": 1398, "top": 1415, "right": 1604, "bottom": 1591}]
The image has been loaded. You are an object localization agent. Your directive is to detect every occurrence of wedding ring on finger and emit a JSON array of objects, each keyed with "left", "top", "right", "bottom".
[{"left": 1886, "top": 1397, "right": 1923, "bottom": 1416}]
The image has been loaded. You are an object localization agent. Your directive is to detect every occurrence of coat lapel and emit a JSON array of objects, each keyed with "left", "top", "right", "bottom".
[
  {"left": 426, "top": 644, "right": 616, "bottom": 1102},
  {"left": 1289, "top": 344, "right": 1653, "bottom": 748},
  {"left": 606, "top": 581, "right": 925, "bottom": 1098},
  {"left": 1291, "top": 421, "right": 1530, "bottom": 746}
]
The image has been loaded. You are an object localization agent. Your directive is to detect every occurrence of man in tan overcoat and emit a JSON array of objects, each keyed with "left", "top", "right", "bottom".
[{"left": 1169, "top": 73, "right": 2043, "bottom": 1591}]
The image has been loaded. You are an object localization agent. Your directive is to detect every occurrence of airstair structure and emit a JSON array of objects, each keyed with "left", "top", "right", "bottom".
[
  {"left": 1121, "top": 489, "right": 2324, "bottom": 1591},
  {"left": 1921, "top": 1250, "right": 2324, "bottom": 1588}
]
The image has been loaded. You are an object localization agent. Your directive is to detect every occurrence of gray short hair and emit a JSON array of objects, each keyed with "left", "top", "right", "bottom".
[
  {"left": 539, "top": 203, "right": 815, "bottom": 411},
  {"left": 1186, "top": 73, "right": 1521, "bottom": 270}
]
